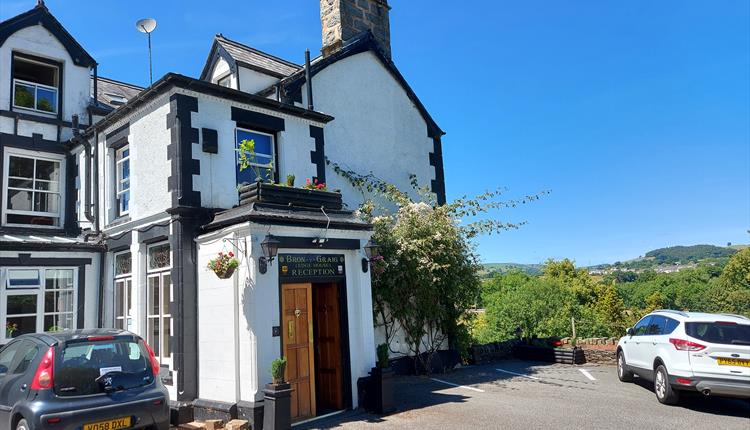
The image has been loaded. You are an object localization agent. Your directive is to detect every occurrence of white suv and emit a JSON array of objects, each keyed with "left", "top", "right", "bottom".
[{"left": 616, "top": 310, "right": 750, "bottom": 404}]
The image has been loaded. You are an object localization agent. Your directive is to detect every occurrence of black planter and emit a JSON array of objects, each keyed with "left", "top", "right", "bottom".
[
  {"left": 367, "top": 367, "right": 395, "bottom": 414},
  {"left": 514, "top": 345, "right": 586, "bottom": 365},
  {"left": 262, "top": 382, "right": 292, "bottom": 430},
  {"left": 239, "top": 182, "right": 343, "bottom": 210}
]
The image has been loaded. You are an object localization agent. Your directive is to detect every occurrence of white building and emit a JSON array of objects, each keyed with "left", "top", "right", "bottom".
[{"left": 0, "top": 0, "right": 445, "bottom": 426}]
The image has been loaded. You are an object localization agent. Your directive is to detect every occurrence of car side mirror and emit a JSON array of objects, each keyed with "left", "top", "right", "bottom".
[
  {"left": 0, "top": 365, "right": 8, "bottom": 375},
  {"left": 626, "top": 327, "right": 635, "bottom": 336}
]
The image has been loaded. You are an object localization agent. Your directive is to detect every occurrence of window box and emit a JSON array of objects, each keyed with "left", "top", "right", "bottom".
[{"left": 238, "top": 182, "right": 343, "bottom": 210}]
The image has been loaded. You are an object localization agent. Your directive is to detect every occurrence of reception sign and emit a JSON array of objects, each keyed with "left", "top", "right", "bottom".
[{"left": 278, "top": 254, "right": 346, "bottom": 281}]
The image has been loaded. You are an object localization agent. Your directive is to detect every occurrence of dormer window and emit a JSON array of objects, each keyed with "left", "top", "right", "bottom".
[
  {"left": 217, "top": 74, "right": 232, "bottom": 88},
  {"left": 12, "top": 54, "right": 60, "bottom": 115},
  {"left": 105, "top": 92, "right": 128, "bottom": 106}
]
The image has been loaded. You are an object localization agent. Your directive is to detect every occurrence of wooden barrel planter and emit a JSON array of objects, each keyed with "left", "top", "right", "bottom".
[
  {"left": 238, "top": 182, "right": 343, "bottom": 210},
  {"left": 514, "top": 345, "right": 586, "bottom": 365}
]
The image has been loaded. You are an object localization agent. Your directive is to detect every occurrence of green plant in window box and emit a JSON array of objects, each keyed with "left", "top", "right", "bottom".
[
  {"left": 270, "top": 357, "right": 287, "bottom": 384},
  {"left": 5, "top": 322, "right": 18, "bottom": 338},
  {"left": 285, "top": 174, "right": 295, "bottom": 187},
  {"left": 237, "top": 139, "right": 274, "bottom": 184},
  {"left": 47, "top": 326, "right": 62, "bottom": 333}
]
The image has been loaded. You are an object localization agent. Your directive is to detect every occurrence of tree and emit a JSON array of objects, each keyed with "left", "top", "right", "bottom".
[{"left": 709, "top": 248, "right": 750, "bottom": 316}]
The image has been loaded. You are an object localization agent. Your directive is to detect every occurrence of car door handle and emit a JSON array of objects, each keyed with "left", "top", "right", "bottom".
[
  {"left": 20, "top": 384, "right": 27, "bottom": 391},
  {"left": 652, "top": 342, "right": 657, "bottom": 345}
]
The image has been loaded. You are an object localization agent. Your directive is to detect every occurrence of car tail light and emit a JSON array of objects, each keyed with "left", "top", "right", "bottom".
[
  {"left": 714, "top": 321, "right": 737, "bottom": 326},
  {"left": 143, "top": 341, "right": 161, "bottom": 377},
  {"left": 669, "top": 338, "right": 706, "bottom": 351},
  {"left": 87, "top": 335, "right": 115, "bottom": 341},
  {"left": 31, "top": 346, "right": 55, "bottom": 390},
  {"left": 676, "top": 378, "right": 693, "bottom": 385},
  {"left": 47, "top": 417, "right": 62, "bottom": 424}
]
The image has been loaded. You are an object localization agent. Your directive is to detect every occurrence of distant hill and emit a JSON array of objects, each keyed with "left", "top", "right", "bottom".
[
  {"left": 481, "top": 263, "right": 544, "bottom": 277},
  {"left": 644, "top": 244, "right": 737, "bottom": 264}
]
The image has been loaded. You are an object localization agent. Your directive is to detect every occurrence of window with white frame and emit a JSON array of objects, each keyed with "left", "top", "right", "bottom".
[
  {"left": 146, "top": 243, "right": 172, "bottom": 364},
  {"left": 12, "top": 54, "right": 60, "bottom": 115},
  {"left": 113, "top": 252, "right": 133, "bottom": 331},
  {"left": 1, "top": 268, "right": 76, "bottom": 342},
  {"left": 3, "top": 150, "right": 64, "bottom": 227},
  {"left": 235, "top": 128, "right": 275, "bottom": 185},
  {"left": 115, "top": 146, "right": 131, "bottom": 216}
]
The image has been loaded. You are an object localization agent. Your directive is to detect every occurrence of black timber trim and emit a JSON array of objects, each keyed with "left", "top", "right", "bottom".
[
  {"left": 0, "top": 255, "right": 92, "bottom": 329},
  {"left": 105, "top": 231, "right": 132, "bottom": 252},
  {"left": 201, "top": 128, "right": 218, "bottom": 154},
  {"left": 0, "top": 132, "right": 67, "bottom": 154},
  {"left": 105, "top": 122, "right": 129, "bottom": 148},
  {"left": 167, "top": 94, "right": 201, "bottom": 208},
  {"left": 63, "top": 153, "right": 78, "bottom": 233},
  {"left": 137, "top": 222, "right": 171, "bottom": 245},
  {"left": 429, "top": 136, "right": 447, "bottom": 205},
  {"left": 231, "top": 107, "right": 285, "bottom": 132},
  {"left": 0, "top": 110, "right": 89, "bottom": 132},
  {"left": 0, "top": 241, "right": 105, "bottom": 252},
  {"left": 279, "top": 31, "right": 444, "bottom": 138},
  {"left": 275, "top": 236, "right": 360, "bottom": 250},
  {"left": 309, "top": 126, "right": 326, "bottom": 183},
  {"left": 84, "top": 74, "right": 333, "bottom": 138},
  {"left": 198, "top": 38, "right": 238, "bottom": 81},
  {"left": 0, "top": 4, "right": 97, "bottom": 67}
]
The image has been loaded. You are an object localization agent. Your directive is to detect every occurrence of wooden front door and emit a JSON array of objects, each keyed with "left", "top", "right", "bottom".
[
  {"left": 314, "top": 283, "right": 344, "bottom": 411},
  {"left": 282, "top": 283, "right": 316, "bottom": 421}
]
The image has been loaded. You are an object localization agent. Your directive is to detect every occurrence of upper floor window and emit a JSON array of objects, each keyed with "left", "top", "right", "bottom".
[
  {"left": 115, "top": 146, "right": 131, "bottom": 216},
  {"left": 217, "top": 74, "right": 232, "bottom": 88},
  {"left": 236, "top": 128, "right": 275, "bottom": 185},
  {"left": 12, "top": 54, "right": 60, "bottom": 115},
  {"left": 3, "top": 150, "right": 63, "bottom": 227}
]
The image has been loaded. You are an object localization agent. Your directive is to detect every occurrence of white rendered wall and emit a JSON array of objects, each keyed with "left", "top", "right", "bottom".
[
  {"left": 237, "top": 66, "right": 279, "bottom": 95},
  {"left": 302, "top": 51, "right": 437, "bottom": 210},
  {"left": 0, "top": 25, "right": 92, "bottom": 140},
  {"left": 196, "top": 223, "right": 376, "bottom": 407}
]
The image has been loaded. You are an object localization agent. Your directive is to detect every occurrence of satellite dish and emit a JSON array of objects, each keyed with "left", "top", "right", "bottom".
[{"left": 136, "top": 18, "right": 157, "bottom": 34}]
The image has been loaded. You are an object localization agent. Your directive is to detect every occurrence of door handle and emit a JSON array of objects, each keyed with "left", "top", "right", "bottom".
[
  {"left": 21, "top": 384, "right": 27, "bottom": 391},
  {"left": 288, "top": 321, "right": 294, "bottom": 340}
]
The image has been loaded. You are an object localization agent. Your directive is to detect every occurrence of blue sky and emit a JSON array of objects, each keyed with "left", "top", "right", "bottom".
[{"left": 2, "top": 1, "right": 748, "bottom": 265}]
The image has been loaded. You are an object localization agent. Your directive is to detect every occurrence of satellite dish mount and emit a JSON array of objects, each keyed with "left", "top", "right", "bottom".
[{"left": 136, "top": 18, "right": 157, "bottom": 85}]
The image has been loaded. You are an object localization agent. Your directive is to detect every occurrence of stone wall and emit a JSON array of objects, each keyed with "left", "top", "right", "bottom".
[
  {"left": 560, "top": 337, "right": 618, "bottom": 365},
  {"left": 321, "top": 0, "right": 391, "bottom": 58}
]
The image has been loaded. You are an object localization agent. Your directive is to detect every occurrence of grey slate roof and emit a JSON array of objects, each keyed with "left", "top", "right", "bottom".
[
  {"left": 200, "top": 34, "right": 301, "bottom": 80},
  {"left": 202, "top": 202, "right": 372, "bottom": 233},
  {"left": 91, "top": 76, "right": 144, "bottom": 111}
]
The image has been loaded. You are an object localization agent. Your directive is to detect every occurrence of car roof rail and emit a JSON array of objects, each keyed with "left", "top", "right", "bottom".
[
  {"left": 653, "top": 309, "right": 689, "bottom": 317},
  {"left": 718, "top": 313, "right": 750, "bottom": 321}
]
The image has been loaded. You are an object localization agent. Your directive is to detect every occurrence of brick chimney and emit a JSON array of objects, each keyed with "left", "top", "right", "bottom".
[{"left": 320, "top": 0, "right": 391, "bottom": 58}]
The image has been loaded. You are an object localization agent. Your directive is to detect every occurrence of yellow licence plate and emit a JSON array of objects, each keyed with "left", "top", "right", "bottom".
[
  {"left": 83, "top": 417, "right": 132, "bottom": 430},
  {"left": 717, "top": 358, "right": 750, "bottom": 367}
]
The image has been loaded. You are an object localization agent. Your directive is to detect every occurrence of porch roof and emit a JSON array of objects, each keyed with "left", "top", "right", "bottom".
[
  {"left": 201, "top": 202, "right": 373, "bottom": 233},
  {"left": 0, "top": 233, "right": 105, "bottom": 252}
]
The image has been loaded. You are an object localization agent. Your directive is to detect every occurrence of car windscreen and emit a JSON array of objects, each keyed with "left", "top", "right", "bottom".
[
  {"left": 54, "top": 339, "right": 153, "bottom": 396},
  {"left": 685, "top": 322, "right": 750, "bottom": 346}
]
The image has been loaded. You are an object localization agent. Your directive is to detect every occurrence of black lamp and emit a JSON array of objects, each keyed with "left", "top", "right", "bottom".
[
  {"left": 362, "top": 239, "right": 380, "bottom": 273},
  {"left": 259, "top": 234, "right": 280, "bottom": 274}
]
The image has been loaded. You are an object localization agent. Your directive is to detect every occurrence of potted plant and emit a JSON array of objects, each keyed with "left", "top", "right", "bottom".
[
  {"left": 6, "top": 322, "right": 17, "bottom": 338},
  {"left": 263, "top": 357, "right": 292, "bottom": 430},
  {"left": 367, "top": 343, "right": 395, "bottom": 414},
  {"left": 207, "top": 251, "right": 239, "bottom": 279}
]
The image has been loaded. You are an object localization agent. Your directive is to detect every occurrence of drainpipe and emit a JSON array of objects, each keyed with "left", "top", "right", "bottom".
[
  {"left": 72, "top": 115, "right": 96, "bottom": 230},
  {"left": 305, "top": 49, "right": 314, "bottom": 111},
  {"left": 93, "top": 65, "right": 99, "bottom": 105}
]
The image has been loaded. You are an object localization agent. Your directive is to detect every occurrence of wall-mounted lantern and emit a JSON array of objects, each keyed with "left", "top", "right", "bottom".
[
  {"left": 259, "top": 234, "right": 280, "bottom": 275},
  {"left": 362, "top": 239, "right": 380, "bottom": 273}
]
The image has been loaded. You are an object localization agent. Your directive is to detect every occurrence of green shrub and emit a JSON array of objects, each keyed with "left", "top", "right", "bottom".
[{"left": 270, "top": 357, "right": 287, "bottom": 383}]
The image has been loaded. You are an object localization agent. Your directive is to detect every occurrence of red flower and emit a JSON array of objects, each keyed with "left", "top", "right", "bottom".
[{"left": 228, "top": 252, "right": 234, "bottom": 257}]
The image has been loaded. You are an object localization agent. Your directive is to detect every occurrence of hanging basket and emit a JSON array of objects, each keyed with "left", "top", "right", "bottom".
[{"left": 213, "top": 266, "right": 237, "bottom": 279}]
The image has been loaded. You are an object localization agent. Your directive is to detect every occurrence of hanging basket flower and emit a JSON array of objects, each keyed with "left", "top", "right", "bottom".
[{"left": 207, "top": 251, "right": 239, "bottom": 279}]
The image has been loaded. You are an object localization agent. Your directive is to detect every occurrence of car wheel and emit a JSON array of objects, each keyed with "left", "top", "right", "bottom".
[
  {"left": 16, "top": 419, "right": 30, "bottom": 430},
  {"left": 617, "top": 351, "right": 634, "bottom": 382},
  {"left": 654, "top": 365, "right": 680, "bottom": 405}
]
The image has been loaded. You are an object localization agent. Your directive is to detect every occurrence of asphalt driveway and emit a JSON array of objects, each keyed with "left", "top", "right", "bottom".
[{"left": 297, "top": 360, "right": 750, "bottom": 430}]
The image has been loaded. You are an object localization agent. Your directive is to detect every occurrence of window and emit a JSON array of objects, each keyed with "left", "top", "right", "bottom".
[
  {"left": 115, "top": 146, "right": 131, "bottom": 216},
  {"left": 633, "top": 316, "right": 652, "bottom": 336},
  {"left": 12, "top": 54, "right": 59, "bottom": 114},
  {"left": 146, "top": 243, "right": 172, "bottom": 365},
  {"left": 686, "top": 322, "right": 750, "bottom": 346},
  {"left": 646, "top": 316, "right": 664, "bottom": 335},
  {"left": 114, "top": 252, "right": 133, "bottom": 330},
  {"left": 217, "top": 74, "right": 232, "bottom": 88},
  {"left": 1, "top": 268, "right": 77, "bottom": 342},
  {"left": 236, "top": 128, "right": 274, "bottom": 185},
  {"left": 3, "top": 151, "right": 63, "bottom": 227}
]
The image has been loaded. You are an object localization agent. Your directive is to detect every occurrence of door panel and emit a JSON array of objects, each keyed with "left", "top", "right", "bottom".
[
  {"left": 314, "top": 283, "right": 344, "bottom": 411},
  {"left": 282, "top": 283, "right": 316, "bottom": 421}
]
